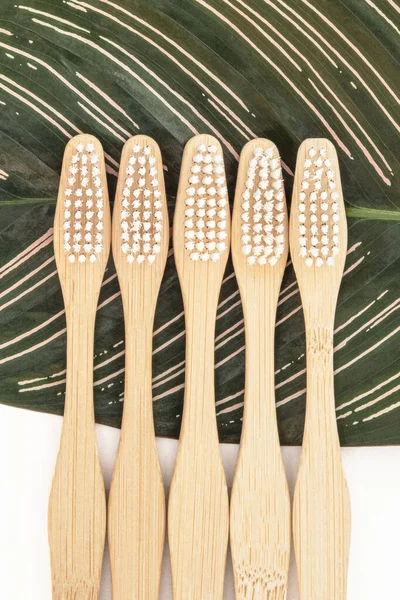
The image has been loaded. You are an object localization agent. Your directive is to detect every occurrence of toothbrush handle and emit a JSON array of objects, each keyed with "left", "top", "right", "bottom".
[
  {"left": 48, "top": 309, "right": 106, "bottom": 600},
  {"left": 168, "top": 303, "right": 229, "bottom": 600},
  {"left": 293, "top": 326, "right": 351, "bottom": 600},
  {"left": 230, "top": 295, "right": 290, "bottom": 600},
  {"left": 108, "top": 325, "right": 165, "bottom": 600}
]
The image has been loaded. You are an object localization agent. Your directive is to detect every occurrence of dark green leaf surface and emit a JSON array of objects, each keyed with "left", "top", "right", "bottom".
[{"left": 0, "top": 0, "right": 399, "bottom": 445}]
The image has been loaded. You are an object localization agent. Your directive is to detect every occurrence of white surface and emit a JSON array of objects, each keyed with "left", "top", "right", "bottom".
[{"left": 1, "top": 403, "right": 399, "bottom": 599}]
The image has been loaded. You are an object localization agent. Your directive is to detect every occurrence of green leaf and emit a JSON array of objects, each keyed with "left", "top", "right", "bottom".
[{"left": 0, "top": 0, "right": 399, "bottom": 445}]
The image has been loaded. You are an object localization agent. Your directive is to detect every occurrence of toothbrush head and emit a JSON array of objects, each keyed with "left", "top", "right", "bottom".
[
  {"left": 54, "top": 134, "right": 111, "bottom": 285},
  {"left": 232, "top": 139, "right": 288, "bottom": 276},
  {"left": 173, "top": 134, "right": 230, "bottom": 294},
  {"left": 112, "top": 135, "right": 169, "bottom": 287},
  {"left": 115, "top": 138, "right": 167, "bottom": 266},
  {"left": 61, "top": 139, "right": 107, "bottom": 263},
  {"left": 290, "top": 139, "right": 347, "bottom": 301},
  {"left": 176, "top": 135, "right": 229, "bottom": 262}
]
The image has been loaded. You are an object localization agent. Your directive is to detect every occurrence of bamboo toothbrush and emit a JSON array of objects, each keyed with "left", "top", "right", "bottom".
[
  {"left": 49, "top": 134, "right": 110, "bottom": 600},
  {"left": 168, "top": 134, "right": 230, "bottom": 600},
  {"left": 290, "top": 139, "right": 351, "bottom": 599},
  {"left": 108, "top": 135, "right": 168, "bottom": 600},
  {"left": 230, "top": 139, "right": 290, "bottom": 599}
]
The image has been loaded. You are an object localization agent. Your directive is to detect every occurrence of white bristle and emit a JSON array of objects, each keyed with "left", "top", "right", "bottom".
[
  {"left": 184, "top": 143, "right": 227, "bottom": 262},
  {"left": 63, "top": 142, "right": 103, "bottom": 264},
  {"left": 119, "top": 144, "right": 163, "bottom": 264},
  {"left": 299, "top": 146, "right": 340, "bottom": 267},
  {"left": 240, "top": 146, "right": 285, "bottom": 266}
]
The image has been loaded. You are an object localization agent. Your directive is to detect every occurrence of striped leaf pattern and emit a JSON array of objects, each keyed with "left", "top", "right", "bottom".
[{"left": 0, "top": 0, "right": 399, "bottom": 444}]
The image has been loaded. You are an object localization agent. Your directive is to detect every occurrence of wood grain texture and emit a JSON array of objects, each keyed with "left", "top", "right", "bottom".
[
  {"left": 230, "top": 139, "right": 291, "bottom": 600},
  {"left": 168, "top": 134, "right": 230, "bottom": 600},
  {"left": 49, "top": 134, "right": 110, "bottom": 600},
  {"left": 107, "top": 135, "right": 168, "bottom": 600},
  {"left": 290, "top": 139, "right": 351, "bottom": 600}
]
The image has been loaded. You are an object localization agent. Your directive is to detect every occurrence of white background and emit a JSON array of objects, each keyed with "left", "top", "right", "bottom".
[{"left": 1, "top": 403, "right": 399, "bottom": 599}]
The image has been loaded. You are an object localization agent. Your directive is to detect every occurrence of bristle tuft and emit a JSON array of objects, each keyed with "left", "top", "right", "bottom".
[
  {"left": 119, "top": 143, "right": 163, "bottom": 264},
  {"left": 63, "top": 142, "right": 103, "bottom": 263},
  {"left": 241, "top": 146, "right": 285, "bottom": 266},
  {"left": 185, "top": 143, "right": 228, "bottom": 262},
  {"left": 298, "top": 145, "right": 340, "bottom": 267}
]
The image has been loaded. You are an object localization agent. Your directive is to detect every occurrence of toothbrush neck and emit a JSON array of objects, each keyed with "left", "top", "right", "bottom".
[
  {"left": 241, "top": 298, "right": 280, "bottom": 434},
  {"left": 63, "top": 305, "right": 96, "bottom": 425},
  {"left": 120, "top": 319, "right": 155, "bottom": 432},
  {"left": 182, "top": 298, "right": 219, "bottom": 432},
  {"left": 125, "top": 319, "right": 154, "bottom": 375},
  {"left": 303, "top": 323, "right": 339, "bottom": 443}
]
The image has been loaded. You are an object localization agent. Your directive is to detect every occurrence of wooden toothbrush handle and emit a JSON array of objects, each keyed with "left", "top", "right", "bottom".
[
  {"left": 168, "top": 309, "right": 229, "bottom": 600},
  {"left": 293, "top": 326, "right": 351, "bottom": 600},
  {"left": 48, "top": 309, "right": 106, "bottom": 600},
  {"left": 230, "top": 300, "right": 290, "bottom": 600},
  {"left": 231, "top": 430, "right": 290, "bottom": 600},
  {"left": 108, "top": 325, "right": 165, "bottom": 600}
]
